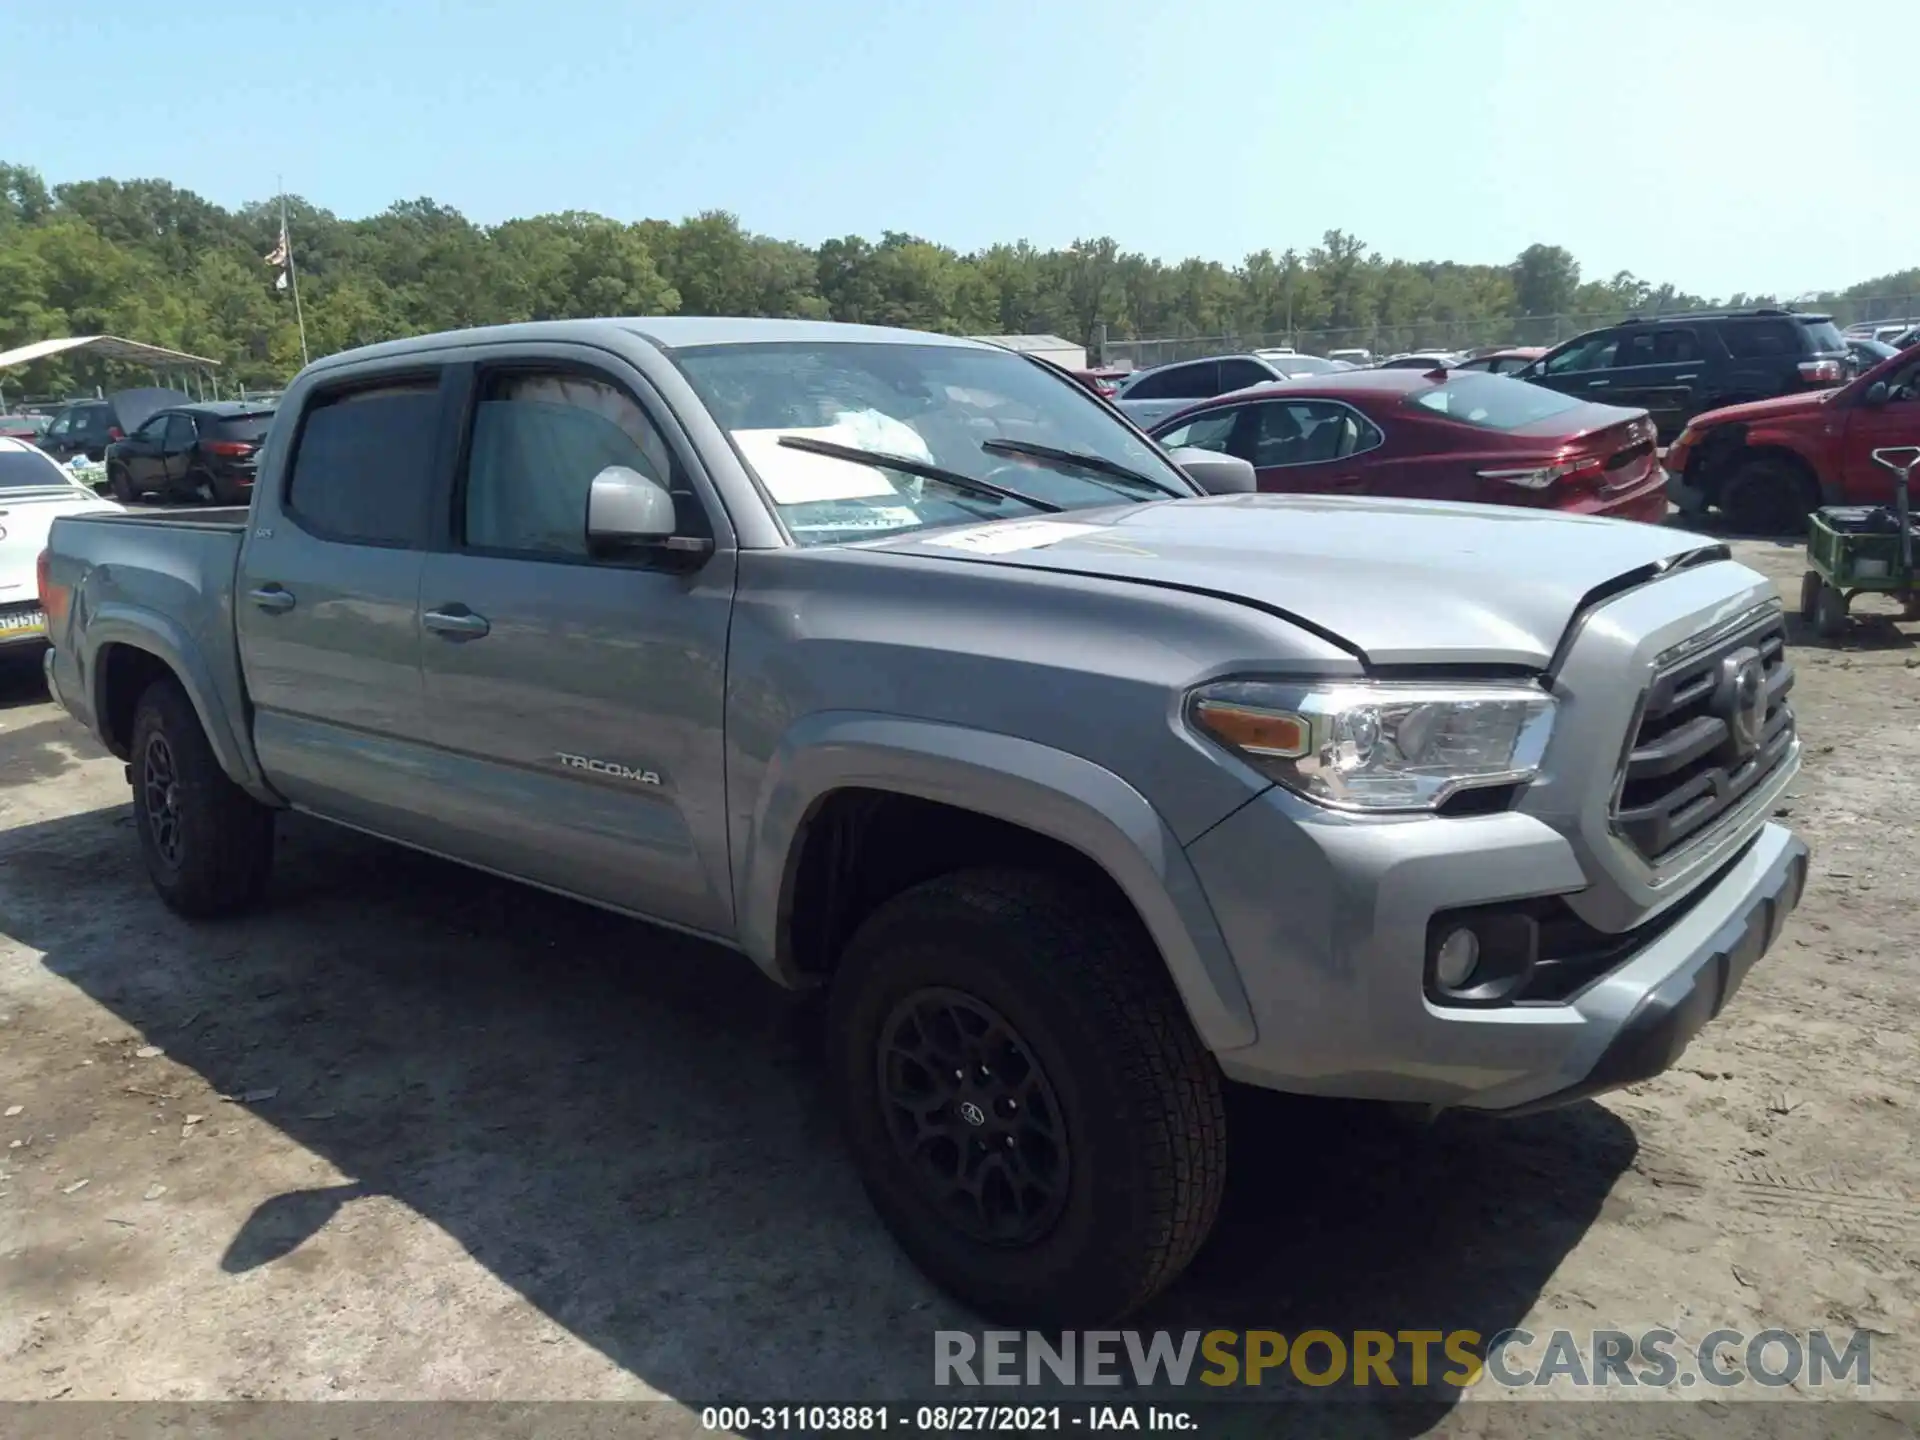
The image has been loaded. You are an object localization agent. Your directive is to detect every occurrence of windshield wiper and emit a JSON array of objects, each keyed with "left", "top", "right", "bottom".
[
  {"left": 776, "top": 434, "right": 1063, "bottom": 514},
  {"left": 980, "top": 438, "right": 1188, "bottom": 498}
]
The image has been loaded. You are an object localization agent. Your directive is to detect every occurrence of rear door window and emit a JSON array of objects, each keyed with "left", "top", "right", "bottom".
[
  {"left": 1127, "top": 362, "right": 1219, "bottom": 400},
  {"left": 163, "top": 414, "right": 198, "bottom": 448},
  {"left": 1216, "top": 358, "right": 1275, "bottom": 391},
  {"left": 285, "top": 379, "right": 443, "bottom": 546}
]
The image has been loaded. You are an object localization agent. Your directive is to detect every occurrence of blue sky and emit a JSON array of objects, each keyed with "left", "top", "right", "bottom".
[{"left": 7, "top": 0, "right": 1911, "bottom": 298}]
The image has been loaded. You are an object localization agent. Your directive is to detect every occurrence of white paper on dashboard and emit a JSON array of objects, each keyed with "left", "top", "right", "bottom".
[{"left": 733, "top": 414, "right": 936, "bottom": 505}]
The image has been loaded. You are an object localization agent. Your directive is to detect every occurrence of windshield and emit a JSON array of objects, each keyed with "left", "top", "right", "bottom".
[
  {"left": 673, "top": 341, "right": 1194, "bottom": 545},
  {"left": 1408, "top": 373, "right": 1589, "bottom": 430},
  {"left": 0, "top": 448, "right": 83, "bottom": 491}
]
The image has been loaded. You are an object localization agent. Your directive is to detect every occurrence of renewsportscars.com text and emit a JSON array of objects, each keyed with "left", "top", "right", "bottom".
[{"left": 934, "top": 1328, "right": 1874, "bottom": 1392}]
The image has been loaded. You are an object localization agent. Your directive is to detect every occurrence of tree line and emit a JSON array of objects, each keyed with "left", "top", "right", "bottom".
[{"left": 2, "top": 160, "right": 1915, "bottom": 396}]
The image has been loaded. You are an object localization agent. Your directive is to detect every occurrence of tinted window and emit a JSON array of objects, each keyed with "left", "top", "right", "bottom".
[
  {"left": 1543, "top": 335, "right": 1619, "bottom": 374},
  {"left": 286, "top": 382, "right": 441, "bottom": 545},
  {"left": 1799, "top": 319, "right": 1847, "bottom": 355},
  {"left": 462, "top": 371, "right": 691, "bottom": 557},
  {"left": 164, "top": 414, "right": 198, "bottom": 448},
  {"left": 1217, "top": 358, "right": 1275, "bottom": 390},
  {"left": 1154, "top": 409, "right": 1242, "bottom": 453},
  {"left": 1615, "top": 329, "right": 1700, "bottom": 366},
  {"left": 1126, "top": 362, "right": 1219, "bottom": 400},
  {"left": 1408, "top": 374, "right": 1588, "bottom": 430},
  {"left": 1720, "top": 320, "right": 1798, "bottom": 359},
  {"left": 0, "top": 448, "right": 78, "bottom": 490},
  {"left": 1249, "top": 401, "right": 1385, "bottom": 467},
  {"left": 132, "top": 414, "right": 170, "bottom": 443},
  {"left": 209, "top": 411, "right": 275, "bottom": 441},
  {"left": 43, "top": 412, "right": 71, "bottom": 439},
  {"left": 1266, "top": 355, "right": 1340, "bottom": 375}
]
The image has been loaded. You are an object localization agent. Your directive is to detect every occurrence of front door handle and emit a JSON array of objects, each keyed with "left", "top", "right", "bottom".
[
  {"left": 423, "top": 606, "right": 491, "bottom": 640},
  {"left": 1586, "top": 379, "right": 1611, "bottom": 387},
  {"left": 1675, "top": 373, "right": 1699, "bottom": 381},
  {"left": 248, "top": 586, "right": 295, "bottom": 614}
]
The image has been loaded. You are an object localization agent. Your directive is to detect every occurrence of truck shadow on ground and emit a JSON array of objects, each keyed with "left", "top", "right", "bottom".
[{"left": 2, "top": 804, "right": 1634, "bottom": 1427}]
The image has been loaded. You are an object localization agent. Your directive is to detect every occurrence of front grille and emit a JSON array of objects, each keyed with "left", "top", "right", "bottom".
[{"left": 1611, "top": 609, "right": 1794, "bottom": 863}]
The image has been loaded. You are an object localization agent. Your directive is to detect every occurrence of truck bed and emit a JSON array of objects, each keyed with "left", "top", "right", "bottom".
[{"left": 66, "top": 505, "right": 251, "bottom": 531}]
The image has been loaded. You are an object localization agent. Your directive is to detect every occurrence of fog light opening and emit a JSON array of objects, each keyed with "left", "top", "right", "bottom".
[{"left": 1434, "top": 927, "right": 1481, "bottom": 990}]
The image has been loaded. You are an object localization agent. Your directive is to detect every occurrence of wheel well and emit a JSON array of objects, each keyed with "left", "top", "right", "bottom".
[
  {"left": 780, "top": 788, "right": 1138, "bottom": 979},
  {"left": 96, "top": 644, "right": 177, "bottom": 758}
]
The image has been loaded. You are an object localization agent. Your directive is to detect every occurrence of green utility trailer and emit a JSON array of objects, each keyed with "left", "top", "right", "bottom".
[{"left": 1800, "top": 447, "right": 1920, "bottom": 639}]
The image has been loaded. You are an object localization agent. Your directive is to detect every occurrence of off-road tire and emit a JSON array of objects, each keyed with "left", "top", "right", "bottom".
[
  {"left": 1720, "top": 455, "right": 1818, "bottom": 537},
  {"left": 130, "top": 676, "right": 276, "bottom": 917},
  {"left": 827, "top": 868, "right": 1226, "bottom": 1324},
  {"left": 1814, "top": 583, "right": 1849, "bottom": 642}
]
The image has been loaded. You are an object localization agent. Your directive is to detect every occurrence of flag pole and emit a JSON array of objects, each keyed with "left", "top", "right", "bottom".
[{"left": 279, "top": 176, "right": 310, "bottom": 368}]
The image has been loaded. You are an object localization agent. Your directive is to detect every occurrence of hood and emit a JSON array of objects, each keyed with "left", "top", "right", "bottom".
[
  {"left": 1690, "top": 389, "right": 1833, "bottom": 430},
  {"left": 863, "top": 494, "right": 1725, "bottom": 669},
  {"left": 107, "top": 387, "right": 192, "bottom": 432},
  {"left": 0, "top": 489, "right": 121, "bottom": 590}
]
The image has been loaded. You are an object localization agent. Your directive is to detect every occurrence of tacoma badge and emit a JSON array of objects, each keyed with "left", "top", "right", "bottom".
[{"left": 556, "top": 753, "right": 662, "bottom": 786}]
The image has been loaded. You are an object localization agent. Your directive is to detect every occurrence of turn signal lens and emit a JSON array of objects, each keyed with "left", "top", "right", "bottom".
[{"left": 1192, "top": 701, "right": 1311, "bottom": 759}]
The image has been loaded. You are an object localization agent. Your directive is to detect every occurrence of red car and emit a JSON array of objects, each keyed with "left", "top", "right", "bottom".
[
  {"left": 1664, "top": 342, "right": 1920, "bottom": 533},
  {"left": 1147, "top": 368, "right": 1668, "bottom": 523}
]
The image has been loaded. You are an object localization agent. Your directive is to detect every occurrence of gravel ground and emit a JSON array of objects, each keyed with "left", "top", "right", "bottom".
[{"left": 0, "top": 535, "right": 1914, "bottom": 1432}]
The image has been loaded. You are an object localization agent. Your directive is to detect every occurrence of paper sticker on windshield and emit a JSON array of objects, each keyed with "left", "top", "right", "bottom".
[{"left": 923, "top": 520, "right": 1105, "bottom": 555}]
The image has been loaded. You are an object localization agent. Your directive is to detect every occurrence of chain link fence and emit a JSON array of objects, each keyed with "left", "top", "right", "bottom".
[{"left": 1097, "top": 295, "right": 1920, "bottom": 371}]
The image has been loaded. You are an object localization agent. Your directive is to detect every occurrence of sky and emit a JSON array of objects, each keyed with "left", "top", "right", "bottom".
[{"left": 5, "top": 0, "right": 1913, "bottom": 300}]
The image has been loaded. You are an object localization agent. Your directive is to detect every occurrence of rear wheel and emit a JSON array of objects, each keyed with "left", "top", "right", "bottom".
[
  {"left": 1720, "top": 455, "right": 1818, "bottom": 536},
  {"left": 1799, "top": 571, "right": 1821, "bottom": 622},
  {"left": 827, "top": 868, "right": 1226, "bottom": 1325},
  {"left": 108, "top": 465, "right": 137, "bottom": 504},
  {"left": 130, "top": 677, "right": 276, "bottom": 917}
]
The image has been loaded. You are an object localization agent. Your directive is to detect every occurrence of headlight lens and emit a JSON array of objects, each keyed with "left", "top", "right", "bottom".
[{"left": 1188, "top": 680, "right": 1556, "bottom": 812}]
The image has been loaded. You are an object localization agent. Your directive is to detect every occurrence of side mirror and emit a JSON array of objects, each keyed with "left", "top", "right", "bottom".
[
  {"left": 1167, "top": 446, "right": 1257, "bottom": 495},
  {"left": 1863, "top": 381, "right": 1891, "bottom": 408},
  {"left": 585, "top": 465, "right": 712, "bottom": 564}
]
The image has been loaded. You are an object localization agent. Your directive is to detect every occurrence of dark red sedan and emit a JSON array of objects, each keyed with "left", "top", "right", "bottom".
[{"left": 1147, "top": 368, "right": 1668, "bottom": 523}]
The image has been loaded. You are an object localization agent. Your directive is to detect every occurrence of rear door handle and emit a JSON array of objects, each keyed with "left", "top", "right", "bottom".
[
  {"left": 1586, "top": 379, "right": 1611, "bottom": 387},
  {"left": 423, "top": 606, "right": 491, "bottom": 640},
  {"left": 248, "top": 586, "right": 295, "bottom": 614},
  {"left": 1675, "top": 373, "right": 1699, "bottom": 381}
]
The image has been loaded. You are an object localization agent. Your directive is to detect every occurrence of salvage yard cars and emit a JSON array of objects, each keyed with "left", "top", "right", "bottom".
[{"left": 39, "top": 317, "right": 1808, "bottom": 1325}]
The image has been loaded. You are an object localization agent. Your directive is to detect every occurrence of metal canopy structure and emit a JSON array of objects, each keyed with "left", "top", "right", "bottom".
[{"left": 0, "top": 334, "right": 223, "bottom": 407}]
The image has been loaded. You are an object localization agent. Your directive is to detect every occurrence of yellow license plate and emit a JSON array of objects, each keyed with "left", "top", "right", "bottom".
[{"left": 0, "top": 609, "right": 46, "bottom": 635}]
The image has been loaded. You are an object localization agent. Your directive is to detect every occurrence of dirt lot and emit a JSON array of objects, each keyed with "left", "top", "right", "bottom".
[{"left": 0, "top": 535, "right": 1915, "bottom": 1428}]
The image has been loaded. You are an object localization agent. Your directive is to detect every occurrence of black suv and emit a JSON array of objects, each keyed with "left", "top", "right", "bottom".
[
  {"left": 104, "top": 401, "right": 276, "bottom": 504},
  {"left": 1516, "top": 309, "right": 1850, "bottom": 442}
]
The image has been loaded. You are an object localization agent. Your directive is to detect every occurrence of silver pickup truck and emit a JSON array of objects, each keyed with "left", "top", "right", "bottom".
[{"left": 39, "top": 317, "right": 1807, "bottom": 1324}]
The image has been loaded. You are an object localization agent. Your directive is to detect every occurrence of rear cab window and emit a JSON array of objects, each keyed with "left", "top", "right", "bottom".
[
  {"left": 1407, "top": 374, "right": 1588, "bottom": 430},
  {"left": 284, "top": 379, "right": 443, "bottom": 546}
]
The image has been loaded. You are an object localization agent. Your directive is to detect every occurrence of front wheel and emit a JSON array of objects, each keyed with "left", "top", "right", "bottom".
[
  {"left": 1814, "top": 583, "right": 1849, "bottom": 641},
  {"left": 130, "top": 676, "right": 277, "bottom": 917},
  {"left": 1720, "top": 456, "right": 1817, "bottom": 536},
  {"left": 827, "top": 869, "right": 1226, "bottom": 1324}
]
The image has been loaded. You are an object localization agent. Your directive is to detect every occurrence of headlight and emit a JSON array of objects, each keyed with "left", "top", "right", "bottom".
[{"left": 1187, "top": 680, "right": 1556, "bottom": 812}]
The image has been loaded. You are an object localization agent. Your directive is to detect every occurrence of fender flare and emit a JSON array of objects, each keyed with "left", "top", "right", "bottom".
[
  {"left": 83, "top": 605, "right": 280, "bottom": 804},
  {"left": 736, "top": 711, "right": 1257, "bottom": 1052}
]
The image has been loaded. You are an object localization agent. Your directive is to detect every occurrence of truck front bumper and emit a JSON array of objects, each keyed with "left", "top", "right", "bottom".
[{"left": 1184, "top": 789, "right": 1808, "bottom": 1114}]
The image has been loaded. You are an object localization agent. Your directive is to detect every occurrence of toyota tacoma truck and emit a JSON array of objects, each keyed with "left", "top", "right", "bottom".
[{"left": 38, "top": 318, "right": 1808, "bottom": 1325}]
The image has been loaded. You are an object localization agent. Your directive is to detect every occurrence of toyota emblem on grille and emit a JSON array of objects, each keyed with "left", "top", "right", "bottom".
[{"left": 1716, "top": 648, "right": 1767, "bottom": 758}]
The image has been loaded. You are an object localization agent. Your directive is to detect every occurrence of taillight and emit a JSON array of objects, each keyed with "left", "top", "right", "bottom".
[
  {"left": 1477, "top": 456, "right": 1606, "bottom": 490},
  {"left": 1798, "top": 359, "right": 1844, "bottom": 384},
  {"left": 107, "top": 426, "right": 123, "bottom": 440},
  {"left": 202, "top": 439, "right": 253, "bottom": 456},
  {"left": 37, "top": 548, "right": 68, "bottom": 629}
]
